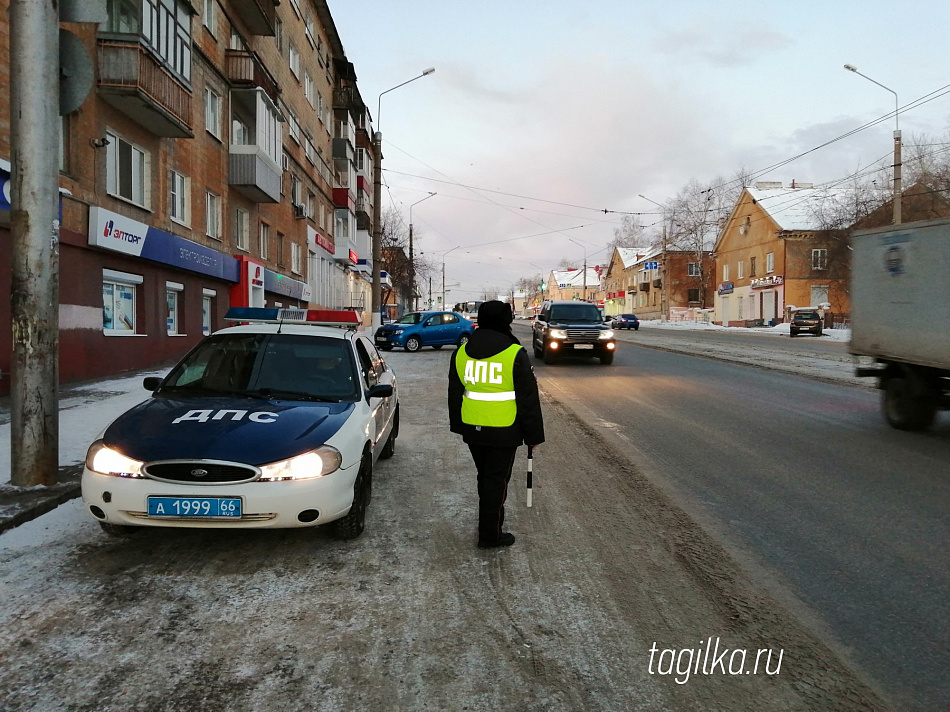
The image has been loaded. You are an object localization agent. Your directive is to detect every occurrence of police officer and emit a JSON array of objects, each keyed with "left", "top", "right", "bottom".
[{"left": 448, "top": 300, "right": 544, "bottom": 548}]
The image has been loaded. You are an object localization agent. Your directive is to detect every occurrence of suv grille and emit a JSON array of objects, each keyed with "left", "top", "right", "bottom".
[
  {"left": 566, "top": 329, "right": 599, "bottom": 341},
  {"left": 144, "top": 461, "right": 260, "bottom": 484}
]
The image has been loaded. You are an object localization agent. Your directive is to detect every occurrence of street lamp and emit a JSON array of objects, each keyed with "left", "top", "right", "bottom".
[
  {"left": 408, "top": 192, "right": 437, "bottom": 311},
  {"left": 371, "top": 68, "right": 436, "bottom": 329},
  {"left": 568, "top": 238, "right": 588, "bottom": 301},
  {"left": 844, "top": 63, "right": 901, "bottom": 224},
  {"left": 441, "top": 244, "right": 461, "bottom": 310}
]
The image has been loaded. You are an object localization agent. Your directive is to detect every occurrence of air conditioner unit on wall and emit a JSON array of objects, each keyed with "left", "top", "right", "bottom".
[{"left": 293, "top": 204, "right": 306, "bottom": 219}]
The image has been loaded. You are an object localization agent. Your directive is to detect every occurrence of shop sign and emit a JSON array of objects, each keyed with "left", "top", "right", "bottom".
[
  {"left": 263, "top": 268, "right": 311, "bottom": 301},
  {"left": 307, "top": 225, "right": 334, "bottom": 255},
  {"left": 718, "top": 281, "right": 734, "bottom": 295},
  {"left": 348, "top": 249, "right": 358, "bottom": 264},
  {"left": 750, "top": 275, "right": 784, "bottom": 289}
]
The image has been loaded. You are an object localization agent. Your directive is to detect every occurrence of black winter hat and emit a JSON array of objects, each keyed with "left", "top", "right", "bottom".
[{"left": 477, "top": 300, "right": 514, "bottom": 333}]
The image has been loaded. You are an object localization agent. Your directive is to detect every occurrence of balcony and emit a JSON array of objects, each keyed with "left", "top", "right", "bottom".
[
  {"left": 226, "top": 49, "right": 280, "bottom": 103},
  {"left": 231, "top": 0, "right": 277, "bottom": 36},
  {"left": 97, "top": 39, "right": 192, "bottom": 138},
  {"left": 229, "top": 148, "right": 281, "bottom": 203}
]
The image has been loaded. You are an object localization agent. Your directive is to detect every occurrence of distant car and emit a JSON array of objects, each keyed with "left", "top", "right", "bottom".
[
  {"left": 611, "top": 314, "right": 640, "bottom": 330},
  {"left": 790, "top": 310, "right": 823, "bottom": 337},
  {"left": 81, "top": 308, "right": 398, "bottom": 540},
  {"left": 374, "top": 310, "right": 475, "bottom": 352}
]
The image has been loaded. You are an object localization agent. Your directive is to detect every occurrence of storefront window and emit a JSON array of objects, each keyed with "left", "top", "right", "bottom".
[
  {"left": 166, "top": 290, "right": 178, "bottom": 334},
  {"left": 202, "top": 296, "right": 212, "bottom": 336},
  {"left": 103, "top": 280, "right": 136, "bottom": 333}
]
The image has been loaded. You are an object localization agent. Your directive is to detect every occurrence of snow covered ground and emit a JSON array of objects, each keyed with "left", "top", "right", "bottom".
[{"left": 639, "top": 318, "right": 852, "bottom": 342}]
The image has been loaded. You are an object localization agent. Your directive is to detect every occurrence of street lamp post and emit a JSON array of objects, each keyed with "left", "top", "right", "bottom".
[
  {"left": 371, "top": 68, "right": 435, "bottom": 329},
  {"left": 844, "top": 63, "right": 901, "bottom": 224},
  {"left": 568, "top": 238, "right": 587, "bottom": 300},
  {"left": 442, "top": 244, "right": 461, "bottom": 310},
  {"left": 408, "top": 192, "right": 437, "bottom": 311}
]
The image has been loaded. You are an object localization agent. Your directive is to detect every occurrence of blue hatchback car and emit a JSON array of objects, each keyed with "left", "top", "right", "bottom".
[{"left": 374, "top": 311, "right": 475, "bottom": 352}]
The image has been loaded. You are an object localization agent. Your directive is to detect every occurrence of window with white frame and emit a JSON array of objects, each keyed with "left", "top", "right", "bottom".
[
  {"left": 235, "top": 208, "right": 249, "bottom": 250},
  {"left": 722, "top": 263, "right": 730, "bottom": 282},
  {"left": 102, "top": 269, "right": 141, "bottom": 334},
  {"left": 205, "top": 87, "right": 221, "bottom": 138},
  {"left": 205, "top": 191, "right": 221, "bottom": 238},
  {"left": 259, "top": 222, "right": 269, "bottom": 260},
  {"left": 289, "top": 43, "right": 300, "bottom": 78},
  {"left": 106, "top": 0, "right": 138, "bottom": 33},
  {"left": 166, "top": 281, "right": 183, "bottom": 335},
  {"left": 317, "top": 93, "right": 326, "bottom": 125},
  {"left": 106, "top": 131, "right": 147, "bottom": 207},
  {"left": 687, "top": 262, "right": 700, "bottom": 277},
  {"left": 202, "top": 0, "right": 215, "bottom": 35},
  {"left": 229, "top": 27, "right": 242, "bottom": 50},
  {"left": 766, "top": 252, "right": 774, "bottom": 273},
  {"left": 306, "top": 190, "right": 315, "bottom": 219},
  {"left": 274, "top": 17, "right": 282, "bottom": 51},
  {"left": 304, "top": 72, "right": 314, "bottom": 106},
  {"left": 737, "top": 260, "right": 744, "bottom": 279},
  {"left": 202, "top": 290, "right": 215, "bottom": 336},
  {"left": 812, "top": 248, "right": 828, "bottom": 270},
  {"left": 291, "top": 242, "right": 301, "bottom": 273},
  {"left": 142, "top": 0, "right": 192, "bottom": 81},
  {"left": 318, "top": 204, "right": 325, "bottom": 230},
  {"left": 305, "top": 15, "right": 316, "bottom": 47},
  {"left": 232, "top": 116, "right": 250, "bottom": 145},
  {"left": 169, "top": 170, "right": 189, "bottom": 225},
  {"left": 291, "top": 174, "right": 302, "bottom": 207},
  {"left": 288, "top": 110, "right": 299, "bottom": 143},
  {"left": 288, "top": 0, "right": 301, "bottom": 17},
  {"left": 305, "top": 134, "right": 315, "bottom": 164}
]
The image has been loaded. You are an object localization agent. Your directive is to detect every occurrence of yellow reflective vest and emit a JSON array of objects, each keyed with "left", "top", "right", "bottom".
[{"left": 456, "top": 343, "right": 521, "bottom": 427}]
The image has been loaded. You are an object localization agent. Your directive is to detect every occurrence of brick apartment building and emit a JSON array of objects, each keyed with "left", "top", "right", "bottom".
[{"left": 0, "top": 0, "right": 374, "bottom": 394}]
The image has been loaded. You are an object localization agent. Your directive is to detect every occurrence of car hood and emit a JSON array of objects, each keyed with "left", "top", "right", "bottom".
[
  {"left": 103, "top": 395, "right": 356, "bottom": 465},
  {"left": 549, "top": 321, "right": 609, "bottom": 329}
]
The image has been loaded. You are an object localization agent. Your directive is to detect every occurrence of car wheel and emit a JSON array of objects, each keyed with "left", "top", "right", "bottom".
[
  {"left": 789, "top": 330, "right": 798, "bottom": 337},
  {"left": 543, "top": 344, "right": 557, "bottom": 365},
  {"left": 379, "top": 406, "right": 398, "bottom": 460},
  {"left": 600, "top": 352, "right": 614, "bottom": 365},
  {"left": 633, "top": 325, "right": 639, "bottom": 331},
  {"left": 98, "top": 521, "right": 140, "bottom": 537},
  {"left": 432, "top": 344, "right": 444, "bottom": 350},
  {"left": 883, "top": 375, "right": 937, "bottom": 431},
  {"left": 405, "top": 336, "right": 422, "bottom": 352},
  {"left": 334, "top": 454, "right": 371, "bottom": 539},
  {"left": 457, "top": 333, "right": 471, "bottom": 346}
]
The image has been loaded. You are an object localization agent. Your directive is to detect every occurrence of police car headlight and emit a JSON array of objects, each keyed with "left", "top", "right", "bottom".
[
  {"left": 599, "top": 330, "right": 615, "bottom": 339},
  {"left": 85, "top": 440, "right": 145, "bottom": 478},
  {"left": 258, "top": 446, "right": 343, "bottom": 481},
  {"left": 549, "top": 329, "right": 567, "bottom": 339}
]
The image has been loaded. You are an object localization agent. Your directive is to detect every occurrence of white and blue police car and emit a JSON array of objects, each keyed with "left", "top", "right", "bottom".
[{"left": 81, "top": 307, "right": 398, "bottom": 540}]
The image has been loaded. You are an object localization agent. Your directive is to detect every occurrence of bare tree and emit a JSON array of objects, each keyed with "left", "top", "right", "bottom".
[{"left": 608, "top": 215, "right": 650, "bottom": 254}]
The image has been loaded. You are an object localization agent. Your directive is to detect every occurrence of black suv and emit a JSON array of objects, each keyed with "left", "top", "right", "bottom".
[{"left": 532, "top": 300, "right": 616, "bottom": 365}]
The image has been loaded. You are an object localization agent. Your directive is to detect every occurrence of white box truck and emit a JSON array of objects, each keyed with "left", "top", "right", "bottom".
[{"left": 850, "top": 217, "right": 950, "bottom": 430}]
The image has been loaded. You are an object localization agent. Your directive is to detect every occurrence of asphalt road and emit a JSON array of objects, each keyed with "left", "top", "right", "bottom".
[{"left": 516, "top": 323, "right": 950, "bottom": 711}]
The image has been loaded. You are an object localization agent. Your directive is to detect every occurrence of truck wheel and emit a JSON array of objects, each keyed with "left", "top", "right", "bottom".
[
  {"left": 405, "top": 336, "right": 422, "bottom": 352},
  {"left": 543, "top": 344, "right": 557, "bottom": 365},
  {"left": 883, "top": 376, "right": 937, "bottom": 431},
  {"left": 334, "top": 455, "right": 371, "bottom": 539}
]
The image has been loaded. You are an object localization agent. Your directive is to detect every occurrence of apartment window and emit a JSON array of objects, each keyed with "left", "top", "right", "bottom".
[
  {"left": 291, "top": 174, "right": 302, "bottom": 207},
  {"left": 202, "top": 291, "right": 215, "bottom": 336},
  {"left": 205, "top": 191, "right": 221, "bottom": 238},
  {"left": 274, "top": 17, "right": 282, "bottom": 51},
  {"left": 288, "top": 110, "right": 299, "bottom": 143},
  {"left": 318, "top": 204, "right": 325, "bottom": 230},
  {"left": 317, "top": 93, "right": 326, "bottom": 125},
  {"left": 276, "top": 231, "right": 285, "bottom": 266},
  {"left": 288, "top": 0, "right": 301, "bottom": 17},
  {"left": 304, "top": 72, "right": 314, "bottom": 106},
  {"left": 812, "top": 248, "right": 828, "bottom": 270},
  {"left": 169, "top": 170, "right": 189, "bottom": 225},
  {"left": 306, "top": 190, "right": 315, "bottom": 219},
  {"left": 142, "top": 0, "right": 192, "bottom": 81},
  {"left": 106, "top": 132, "right": 147, "bottom": 207},
  {"left": 688, "top": 289, "right": 700, "bottom": 303},
  {"left": 289, "top": 43, "right": 300, "bottom": 79},
  {"left": 305, "top": 134, "right": 315, "bottom": 164},
  {"left": 205, "top": 87, "right": 221, "bottom": 139},
  {"left": 106, "top": 0, "right": 139, "bottom": 33},
  {"left": 232, "top": 117, "right": 250, "bottom": 145},
  {"left": 202, "top": 0, "right": 215, "bottom": 35},
  {"left": 102, "top": 269, "right": 141, "bottom": 334},
  {"left": 722, "top": 264, "right": 730, "bottom": 282},
  {"left": 750, "top": 256, "right": 757, "bottom": 277},
  {"left": 687, "top": 262, "right": 700, "bottom": 277},
  {"left": 235, "top": 208, "right": 249, "bottom": 251},
  {"left": 166, "top": 281, "right": 183, "bottom": 335},
  {"left": 305, "top": 15, "right": 316, "bottom": 47},
  {"left": 737, "top": 261, "right": 745, "bottom": 279},
  {"left": 291, "top": 242, "right": 302, "bottom": 274},
  {"left": 259, "top": 222, "right": 269, "bottom": 260},
  {"left": 766, "top": 252, "right": 775, "bottom": 273}
]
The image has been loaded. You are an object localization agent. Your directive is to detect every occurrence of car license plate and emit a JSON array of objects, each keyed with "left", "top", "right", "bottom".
[
  {"left": 147, "top": 496, "right": 241, "bottom": 518},
  {"left": 574, "top": 344, "right": 594, "bottom": 349},
  {"left": 375, "top": 336, "right": 388, "bottom": 342}
]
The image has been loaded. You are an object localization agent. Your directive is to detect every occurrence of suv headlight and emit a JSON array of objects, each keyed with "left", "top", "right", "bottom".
[
  {"left": 599, "top": 330, "right": 615, "bottom": 339},
  {"left": 548, "top": 328, "right": 567, "bottom": 339},
  {"left": 259, "top": 446, "right": 343, "bottom": 481},
  {"left": 85, "top": 440, "right": 145, "bottom": 478}
]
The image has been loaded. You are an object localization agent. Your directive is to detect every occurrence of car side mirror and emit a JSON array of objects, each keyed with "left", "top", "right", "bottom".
[
  {"left": 367, "top": 384, "right": 393, "bottom": 399},
  {"left": 143, "top": 376, "right": 162, "bottom": 391}
]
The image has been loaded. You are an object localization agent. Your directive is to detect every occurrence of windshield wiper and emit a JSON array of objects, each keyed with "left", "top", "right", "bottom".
[{"left": 240, "top": 388, "right": 343, "bottom": 402}]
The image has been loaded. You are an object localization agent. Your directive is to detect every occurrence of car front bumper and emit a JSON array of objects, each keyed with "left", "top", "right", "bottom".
[{"left": 81, "top": 462, "right": 359, "bottom": 529}]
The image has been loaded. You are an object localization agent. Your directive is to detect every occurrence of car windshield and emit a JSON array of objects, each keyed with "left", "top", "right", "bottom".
[
  {"left": 796, "top": 311, "right": 820, "bottom": 320},
  {"left": 160, "top": 333, "right": 360, "bottom": 401},
  {"left": 624, "top": 314, "right": 638, "bottom": 319},
  {"left": 395, "top": 313, "right": 423, "bottom": 325},
  {"left": 549, "top": 305, "right": 602, "bottom": 323}
]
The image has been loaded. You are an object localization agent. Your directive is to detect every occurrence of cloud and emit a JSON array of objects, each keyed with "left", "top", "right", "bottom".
[{"left": 651, "top": 21, "right": 793, "bottom": 67}]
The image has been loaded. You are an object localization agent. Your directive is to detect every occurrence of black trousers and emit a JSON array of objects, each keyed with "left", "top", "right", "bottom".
[{"left": 467, "top": 444, "right": 519, "bottom": 543}]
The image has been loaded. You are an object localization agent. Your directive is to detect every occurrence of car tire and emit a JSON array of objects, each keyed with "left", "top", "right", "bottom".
[
  {"left": 633, "top": 325, "right": 639, "bottom": 331},
  {"left": 98, "top": 521, "right": 140, "bottom": 537},
  {"left": 334, "top": 454, "right": 371, "bottom": 539},
  {"left": 789, "top": 330, "right": 798, "bottom": 337},
  {"left": 405, "top": 336, "right": 422, "bottom": 352},
  {"left": 432, "top": 344, "right": 444, "bottom": 350},
  {"left": 883, "top": 375, "right": 937, "bottom": 431},
  {"left": 457, "top": 333, "right": 471, "bottom": 346},
  {"left": 543, "top": 344, "right": 557, "bottom": 365},
  {"left": 379, "top": 406, "right": 398, "bottom": 460},
  {"left": 533, "top": 337, "right": 543, "bottom": 358},
  {"left": 600, "top": 352, "right": 614, "bottom": 365}
]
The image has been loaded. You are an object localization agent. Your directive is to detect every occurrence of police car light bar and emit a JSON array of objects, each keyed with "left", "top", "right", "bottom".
[{"left": 224, "top": 307, "right": 361, "bottom": 328}]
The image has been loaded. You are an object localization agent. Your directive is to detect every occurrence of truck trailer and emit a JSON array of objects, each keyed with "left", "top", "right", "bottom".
[{"left": 850, "top": 217, "right": 950, "bottom": 430}]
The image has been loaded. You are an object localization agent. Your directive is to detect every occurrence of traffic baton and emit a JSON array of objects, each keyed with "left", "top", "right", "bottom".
[{"left": 527, "top": 446, "right": 534, "bottom": 508}]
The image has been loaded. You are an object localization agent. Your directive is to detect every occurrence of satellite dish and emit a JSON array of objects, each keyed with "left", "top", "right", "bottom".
[{"left": 60, "top": 29, "right": 94, "bottom": 115}]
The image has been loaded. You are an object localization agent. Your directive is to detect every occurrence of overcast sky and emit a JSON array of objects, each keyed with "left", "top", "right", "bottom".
[{"left": 327, "top": 0, "right": 950, "bottom": 306}]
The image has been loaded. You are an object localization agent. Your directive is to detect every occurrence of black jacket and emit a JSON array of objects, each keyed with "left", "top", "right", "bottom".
[{"left": 448, "top": 327, "right": 545, "bottom": 447}]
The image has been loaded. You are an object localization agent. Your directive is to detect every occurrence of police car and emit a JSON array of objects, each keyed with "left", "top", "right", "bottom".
[{"left": 81, "top": 307, "right": 398, "bottom": 540}]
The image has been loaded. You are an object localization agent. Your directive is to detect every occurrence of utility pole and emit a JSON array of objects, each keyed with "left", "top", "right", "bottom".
[{"left": 10, "top": 0, "right": 61, "bottom": 487}]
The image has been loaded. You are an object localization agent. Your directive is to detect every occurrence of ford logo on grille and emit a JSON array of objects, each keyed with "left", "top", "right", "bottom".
[{"left": 191, "top": 468, "right": 209, "bottom": 478}]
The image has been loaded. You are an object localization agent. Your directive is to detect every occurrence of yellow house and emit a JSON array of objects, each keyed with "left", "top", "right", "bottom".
[
  {"left": 545, "top": 267, "right": 603, "bottom": 304},
  {"left": 603, "top": 247, "right": 645, "bottom": 316}
]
